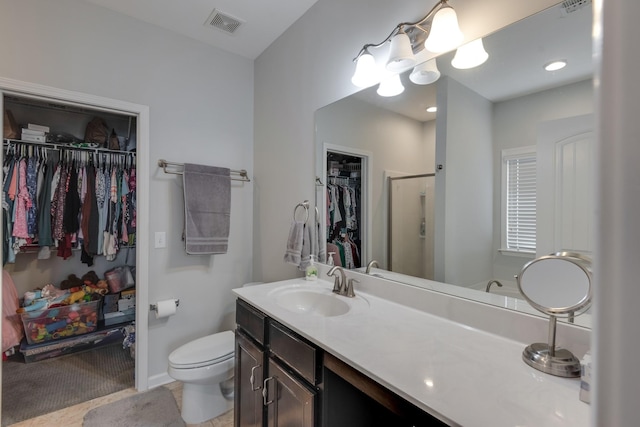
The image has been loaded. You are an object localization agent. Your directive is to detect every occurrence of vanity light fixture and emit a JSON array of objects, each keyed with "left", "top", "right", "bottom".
[
  {"left": 451, "top": 38, "right": 489, "bottom": 69},
  {"left": 377, "top": 73, "right": 405, "bottom": 97},
  {"left": 351, "top": 48, "right": 379, "bottom": 88},
  {"left": 423, "top": 5, "right": 464, "bottom": 53},
  {"left": 410, "top": 59, "right": 441, "bottom": 85},
  {"left": 387, "top": 26, "right": 416, "bottom": 72},
  {"left": 426, "top": 106, "right": 438, "bottom": 113},
  {"left": 351, "top": 0, "right": 464, "bottom": 90},
  {"left": 544, "top": 60, "right": 567, "bottom": 71}
]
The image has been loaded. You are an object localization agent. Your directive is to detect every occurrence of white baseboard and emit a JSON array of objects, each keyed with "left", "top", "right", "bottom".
[{"left": 147, "top": 372, "right": 175, "bottom": 390}]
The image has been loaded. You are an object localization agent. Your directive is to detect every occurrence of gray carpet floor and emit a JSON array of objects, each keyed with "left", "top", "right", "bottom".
[{"left": 1, "top": 343, "right": 134, "bottom": 426}]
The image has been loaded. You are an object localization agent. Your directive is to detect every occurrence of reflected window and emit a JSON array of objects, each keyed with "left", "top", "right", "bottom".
[{"left": 501, "top": 146, "right": 536, "bottom": 254}]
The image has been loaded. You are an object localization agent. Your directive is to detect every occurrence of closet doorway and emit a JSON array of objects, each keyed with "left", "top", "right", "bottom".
[
  {"left": 321, "top": 144, "right": 371, "bottom": 269},
  {"left": 0, "top": 77, "right": 150, "bottom": 419}
]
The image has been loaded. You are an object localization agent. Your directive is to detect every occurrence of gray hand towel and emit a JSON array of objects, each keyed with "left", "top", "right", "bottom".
[
  {"left": 183, "top": 163, "right": 230, "bottom": 254},
  {"left": 299, "top": 223, "right": 313, "bottom": 271},
  {"left": 316, "top": 220, "right": 326, "bottom": 264},
  {"left": 284, "top": 221, "right": 305, "bottom": 266}
]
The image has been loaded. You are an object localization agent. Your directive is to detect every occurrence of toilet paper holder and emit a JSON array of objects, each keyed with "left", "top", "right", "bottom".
[{"left": 149, "top": 299, "right": 180, "bottom": 312}]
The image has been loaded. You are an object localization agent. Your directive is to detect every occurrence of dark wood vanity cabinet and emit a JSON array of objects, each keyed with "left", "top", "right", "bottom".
[
  {"left": 263, "top": 358, "right": 317, "bottom": 427},
  {"left": 235, "top": 299, "right": 320, "bottom": 427},
  {"left": 235, "top": 298, "right": 447, "bottom": 427},
  {"left": 235, "top": 331, "right": 266, "bottom": 427}
]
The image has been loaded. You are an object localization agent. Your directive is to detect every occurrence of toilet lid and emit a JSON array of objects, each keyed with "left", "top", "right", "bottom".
[{"left": 168, "top": 330, "right": 234, "bottom": 369}]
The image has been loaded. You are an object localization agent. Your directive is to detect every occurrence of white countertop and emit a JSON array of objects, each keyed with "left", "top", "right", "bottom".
[
  {"left": 233, "top": 278, "right": 590, "bottom": 427},
  {"left": 358, "top": 267, "right": 592, "bottom": 330}
]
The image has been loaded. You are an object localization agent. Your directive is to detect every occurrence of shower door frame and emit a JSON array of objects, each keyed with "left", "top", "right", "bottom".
[{"left": 387, "top": 173, "right": 435, "bottom": 274}]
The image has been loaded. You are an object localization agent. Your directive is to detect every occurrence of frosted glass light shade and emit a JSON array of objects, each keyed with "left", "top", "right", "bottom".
[
  {"left": 351, "top": 51, "right": 379, "bottom": 88},
  {"left": 386, "top": 29, "right": 416, "bottom": 72},
  {"left": 409, "top": 59, "right": 441, "bottom": 85},
  {"left": 377, "top": 73, "right": 404, "bottom": 97},
  {"left": 424, "top": 7, "right": 463, "bottom": 53},
  {"left": 451, "top": 38, "right": 489, "bottom": 69}
]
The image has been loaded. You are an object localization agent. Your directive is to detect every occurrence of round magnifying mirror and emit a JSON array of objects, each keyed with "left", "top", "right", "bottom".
[
  {"left": 516, "top": 252, "right": 592, "bottom": 377},
  {"left": 518, "top": 251, "right": 592, "bottom": 317}
]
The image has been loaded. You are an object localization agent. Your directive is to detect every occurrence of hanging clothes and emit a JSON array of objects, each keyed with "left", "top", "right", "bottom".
[
  {"left": 37, "top": 153, "right": 57, "bottom": 247},
  {"left": 325, "top": 176, "right": 362, "bottom": 269},
  {"left": 1, "top": 142, "right": 136, "bottom": 265}
]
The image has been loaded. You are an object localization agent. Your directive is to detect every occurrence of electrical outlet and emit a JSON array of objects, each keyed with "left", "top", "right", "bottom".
[{"left": 155, "top": 232, "right": 166, "bottom": 248}]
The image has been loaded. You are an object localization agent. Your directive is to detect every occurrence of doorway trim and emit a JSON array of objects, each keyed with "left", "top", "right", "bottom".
[
  {"left": 0, "top": 76, "right": 150, "bottom": 391},
  {"left": 322, "top": 143, "right": 373, "bottom": 266}
]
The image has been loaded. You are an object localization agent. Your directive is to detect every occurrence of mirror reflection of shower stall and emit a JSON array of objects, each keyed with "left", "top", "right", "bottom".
[{"left": 388, "top": 174, "right": 435, "bottom": 279}]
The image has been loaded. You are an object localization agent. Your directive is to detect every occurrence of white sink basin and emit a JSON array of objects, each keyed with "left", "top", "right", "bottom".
[{"left": 268, "top": 283, "right": 369, "bottom": 317}]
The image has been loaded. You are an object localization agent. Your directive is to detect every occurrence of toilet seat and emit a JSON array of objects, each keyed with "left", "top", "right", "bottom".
[{"left": 169, "top": 330, "right": 234, "bottom": 369}]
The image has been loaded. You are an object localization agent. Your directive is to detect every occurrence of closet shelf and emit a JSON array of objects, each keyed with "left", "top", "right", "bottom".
[
  {"left": 3, "top": 138, "right": 136, "bottom": 155},
  {"left": 17, "top": 244, "right": 136, "bottom": 254}
]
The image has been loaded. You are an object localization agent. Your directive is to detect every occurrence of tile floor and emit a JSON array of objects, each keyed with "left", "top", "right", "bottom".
[{"left": 6, "top": 381, "right": 233, "bottom": 427}]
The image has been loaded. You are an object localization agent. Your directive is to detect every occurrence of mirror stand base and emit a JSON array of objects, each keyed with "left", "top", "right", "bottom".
[{"left": 522, "top": 343, "right": 581, "bottom": 378}]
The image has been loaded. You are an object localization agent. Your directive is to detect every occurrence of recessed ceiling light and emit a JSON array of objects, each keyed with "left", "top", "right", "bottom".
[
  {"left": 426, "top": 106, "right": 437, "bottom": 113},
  {"left": 544, "top": 60, "right": 567, "bottom": 71}
]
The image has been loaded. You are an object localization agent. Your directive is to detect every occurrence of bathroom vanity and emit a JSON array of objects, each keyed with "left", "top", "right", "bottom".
[
  {"left": 233, "top": 277, "right": 590, "bottom": 426},
  {"left": 235, "top": 298, "right": 442, "bottom": 426}
]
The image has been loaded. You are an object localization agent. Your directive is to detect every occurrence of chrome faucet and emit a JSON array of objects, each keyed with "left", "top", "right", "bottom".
[
  {"left": 344, "top": 278, "right": 358, "bottom": 298},
  {"left": 365, "top": 260, "right": 379, "bottom": 274},
  {"left": 327, "top": 266, "right": 346, "bottom": 294},
  {"left": 327, "top": 266, "right": 356, "bottom": 297},
  {"left": 486, "top": 279, "right": 503, "bottom": 293}
]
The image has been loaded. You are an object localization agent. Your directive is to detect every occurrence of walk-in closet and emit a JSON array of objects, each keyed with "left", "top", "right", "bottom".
[{"left": 2, "top": 92, "right": 138, "bottom": 425}]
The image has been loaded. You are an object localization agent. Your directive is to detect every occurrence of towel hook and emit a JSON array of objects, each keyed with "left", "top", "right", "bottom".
[{"left": 293, "top": 200, "right": 310, "bottom": 223}]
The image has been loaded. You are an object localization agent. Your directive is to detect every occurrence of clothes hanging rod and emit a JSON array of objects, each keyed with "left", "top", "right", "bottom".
[
  {"left": 157, "top": 159, "right": 250, "bottom": 182},
  {"left": 3, "top": 138, "right": 136, "bottom": 155}
]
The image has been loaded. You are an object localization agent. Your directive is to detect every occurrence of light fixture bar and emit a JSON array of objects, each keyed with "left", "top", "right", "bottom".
[{"left": 352, "top": 0, "right": 451, "bottom": 63}]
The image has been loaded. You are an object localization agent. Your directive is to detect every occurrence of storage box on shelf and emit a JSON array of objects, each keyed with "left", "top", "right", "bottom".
[
  {"left": 101, "top": 287, "right": 136, "bottom": 326},
  {"left": 19, "top": 326, "right": 124, "bottom": 363},
  {"left": 20, "top": 299, "right": 100, "bottom": 345}
]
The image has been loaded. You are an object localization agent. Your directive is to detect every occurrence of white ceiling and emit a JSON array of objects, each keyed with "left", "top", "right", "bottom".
[{"left": 80, "top": 0, "right": 318, "bottom": 59}]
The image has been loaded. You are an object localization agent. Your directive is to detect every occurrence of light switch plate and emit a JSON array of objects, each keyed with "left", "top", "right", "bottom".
[{"left": 155, "top": 231, "right": 166, "bottom": 248}]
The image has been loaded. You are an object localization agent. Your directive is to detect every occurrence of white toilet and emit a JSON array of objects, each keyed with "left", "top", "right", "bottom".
[
  {"left": 168, "top": 330, "right": 235, "bottom": 424},
  {"left": 167, "top": 283, "right": 262, "bottom": 424}
]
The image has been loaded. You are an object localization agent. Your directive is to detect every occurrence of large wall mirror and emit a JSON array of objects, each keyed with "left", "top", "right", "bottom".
[{"left": 314, "top": 1, "right": 593, "bottom": 326}]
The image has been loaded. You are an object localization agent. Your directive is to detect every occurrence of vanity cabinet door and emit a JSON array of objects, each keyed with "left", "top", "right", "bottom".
[
  {"left": 235, "top": 330, "right": 266, "bottom": 427},
  {"left": 263, "top": 359, "right": 317, "bottom": 427}
]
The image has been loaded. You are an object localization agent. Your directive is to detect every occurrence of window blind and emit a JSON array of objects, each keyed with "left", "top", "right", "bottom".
[{"left": 506, "top": 154, "right": 536, "bottom": 252}]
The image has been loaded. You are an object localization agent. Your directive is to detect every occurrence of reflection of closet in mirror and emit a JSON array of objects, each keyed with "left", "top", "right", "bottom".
[
  {"left": 388, "top": 173, "right": 435, "bottom": 279},
  {"left": 325, "top": 151, "right": 364, "bottom": 269}
]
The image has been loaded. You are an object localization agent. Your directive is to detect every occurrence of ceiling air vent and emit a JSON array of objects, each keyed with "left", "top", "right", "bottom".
[
  {"left": 204, "top": 9, "right": 244, "bottom": 35},
  {"left": 561, "top": 0, "right": 592, "bottom": 14}
]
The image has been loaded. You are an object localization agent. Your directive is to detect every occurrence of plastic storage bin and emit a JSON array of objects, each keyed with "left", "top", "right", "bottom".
[{"left": 20, "top": 300, "right": 100, "bottom": 345}]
